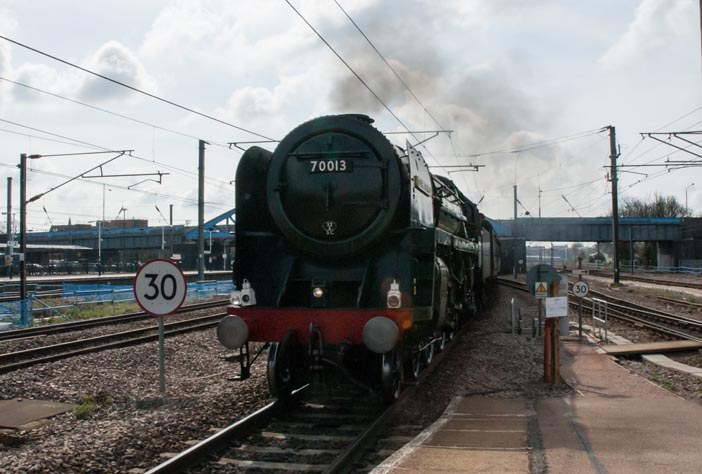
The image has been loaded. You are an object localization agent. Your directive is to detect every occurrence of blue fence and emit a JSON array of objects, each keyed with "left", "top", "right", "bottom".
[{"left": 0, "top": 280, "right": 234, "bottom": 328}]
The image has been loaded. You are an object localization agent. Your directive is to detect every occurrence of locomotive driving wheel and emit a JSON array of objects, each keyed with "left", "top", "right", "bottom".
[
  {"left": 381, "top": 346, "right": 403, "bottom": 403},
  {"left": 406, "top": 343, "right": 422, "bottom": 380},
  {"left": 439, "top": 330, "right": 453, "bottom": 351},
  {"left": 423, "top": 337, "right": 435, "bottom": 365},
  {"left": 267, "top": 330, "right": 298, "bottom": 399}
]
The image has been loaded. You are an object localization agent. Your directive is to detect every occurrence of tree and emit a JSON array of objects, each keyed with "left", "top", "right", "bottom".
[
  {"left": 620, "top": 193, "right": 687, "bottom": 218},
  {"left": 616, "top": 193, "right": 686, "bottom": 268}
]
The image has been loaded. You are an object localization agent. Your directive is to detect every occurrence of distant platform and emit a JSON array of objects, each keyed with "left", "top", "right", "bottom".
[{"left": 601, "top": 340, "right": 702, "bottom": 356}]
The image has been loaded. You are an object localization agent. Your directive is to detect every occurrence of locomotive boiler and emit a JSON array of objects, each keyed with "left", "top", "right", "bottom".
[{"left": 217, "top": 114, "right": 499, "bottom": 402}]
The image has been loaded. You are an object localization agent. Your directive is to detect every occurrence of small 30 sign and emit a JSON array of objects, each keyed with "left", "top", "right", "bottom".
[
  {"left": 134, "top": 259, "right": 187, "bottom": 316},
  {"left": 572, "top": 281, "right": 590, "bottom": 298}
]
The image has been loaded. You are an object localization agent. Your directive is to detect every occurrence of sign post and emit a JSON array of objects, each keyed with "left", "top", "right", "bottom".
[
  {"left": 526, "top": 264, "right": 566, "bottom": 384},
  {"left": 133, "top": 259, "right": 187, "bottom": 393},
  {"left": 572, "top": 280, "right": 589, "bottom": 338}
]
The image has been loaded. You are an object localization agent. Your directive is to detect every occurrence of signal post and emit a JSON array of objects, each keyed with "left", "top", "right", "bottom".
[{"left": 526, "top": 264, "right": 566, "bottom": 384}]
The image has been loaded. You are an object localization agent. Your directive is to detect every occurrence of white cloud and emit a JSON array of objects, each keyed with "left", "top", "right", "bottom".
[
  {"left": 600, "top": 0, "right": 696, "bottom": 69},
  {"left": 139, "top": 0, "right": 344, "bottom": 75},
  {"left": 421, "top": 0, "right": 539, "bottom": 28},
  {"left": 78, "top": 41, "right": 157, "bottom": 101},
  {"left": 10, "top": 63, "right": 66, "bottom": 101},
  {"left": 226, "top": 85, "right": 285, "bottom": 117},
  {"left": 5, "top": 40, "right": 156, "bottom": 106},
  {"left": 0, "top": 5, "right": 17, "bottom": 108}
]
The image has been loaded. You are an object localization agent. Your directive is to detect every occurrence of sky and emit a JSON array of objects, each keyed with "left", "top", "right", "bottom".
[{"left": 0, "top": 0, "right": 700, "bottom": 232}]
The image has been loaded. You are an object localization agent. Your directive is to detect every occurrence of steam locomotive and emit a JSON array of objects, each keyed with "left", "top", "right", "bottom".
[{"left": 217, "top": 114, "right": 500, "bottom": 402}]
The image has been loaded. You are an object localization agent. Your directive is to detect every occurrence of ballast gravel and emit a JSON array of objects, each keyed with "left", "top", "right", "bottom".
[{"left": 3, "top": 280, "right": 696, "bottom": 473}]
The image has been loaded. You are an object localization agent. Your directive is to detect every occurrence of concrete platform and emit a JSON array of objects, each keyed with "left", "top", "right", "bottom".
[
  {"left": 372, "top": 398, "right": 530, "bottom": 474},
  {"left": 372, "top": 341, "right": 702, "bottom": 474},
  {"left": 0, "top": 398, "right": 74, "bottom": 429},
  {"left": 600, "top": 340, "right": 702, "bottom": 355}
]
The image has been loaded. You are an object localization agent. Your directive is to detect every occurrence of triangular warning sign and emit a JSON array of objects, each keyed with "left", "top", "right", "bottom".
[{"left": 536, "top": 283, "right": 546, "bottom": 293}]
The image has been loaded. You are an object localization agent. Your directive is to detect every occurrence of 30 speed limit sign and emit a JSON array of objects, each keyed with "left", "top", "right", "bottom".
[
  {"left": 134, "top": 259, "right": 187, "bottom": 316},
  {"left": 572, "top": 281, "right": 590, "bottom": 298}
]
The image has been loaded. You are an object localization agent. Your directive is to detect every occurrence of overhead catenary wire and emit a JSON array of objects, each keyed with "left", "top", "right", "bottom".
[
  {"left": 283, "top": 0, "right": 451, "bottom": 175},
  {"left": 0, "top": 118, "right": 236, "bottom": 188},
  {"left": 332, "top": 0, "right": 446, "bottom": 132},
  {"left": 0, "top": 76, "right": 232, "bottom": 148},
  {"left": 0, "top": 162, "right": 234, "bottom": 211},
  {"left": 337, "top": 0, "right": 489, "bottom": 202},
  {"left": 623, "top": 105, "right": 702, "bottom": 165},
  {"left": 0, "top": 34, "right": 276, "bottom": 141},
  {"left": 332, "top": 0, "right": 479, "bottom": 197},
  {"left": 283, "top": 1, "right": 413, "bottom": 139},
  {"left": 432, "top": 127, "right": 609, "bottom": 159}
]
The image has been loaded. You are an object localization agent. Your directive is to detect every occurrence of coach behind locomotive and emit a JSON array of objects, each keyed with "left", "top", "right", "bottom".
[{"left": 217, "top": 114, "right": 497, "bottom": 402}]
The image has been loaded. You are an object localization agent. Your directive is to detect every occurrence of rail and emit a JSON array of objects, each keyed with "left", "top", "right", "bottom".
[{"left": 0, "top": 312, "right": 226, "bottom": 373}]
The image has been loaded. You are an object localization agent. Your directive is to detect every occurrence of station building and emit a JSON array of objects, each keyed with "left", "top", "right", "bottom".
[{"left": 0, "top": 210, "right": 236, "bottom": 274}]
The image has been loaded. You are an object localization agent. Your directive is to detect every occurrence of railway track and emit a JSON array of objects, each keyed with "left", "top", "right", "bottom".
[
  {"left": 146, "top": 385, "right": 388, "bottom": 474},
  {"left": 657, "top": 295, "right": 702, "bottom": 309},
  {"left": 587, "top": 269, "right": 702, "bottom": 290},
  {"left": 0, "top": 312, "right": 225, "bottom": 374},
  {"left": 496, "top": 277, "right": 702, "bottom": 342},
  {"left": 145, "top": 309, "right": 465, "bottom": 474},
  {"left": 0, "top": 299, "right": 227, "bottom": 342},
  {"left": 573, "top": 284, "right": 702, "bottom": 341}
]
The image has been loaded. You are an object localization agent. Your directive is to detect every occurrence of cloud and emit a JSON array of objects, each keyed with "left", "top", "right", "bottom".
[
  {"left": 421, "top": 0, "right": 540, "bottom": 28},
  {"left": 77, "top": 41, "right": 157, "bottom": 101},
  {"left": 6, "top": 40, "right": 156, "bottom": 105},
  {"left": 0, "top": 7, "right": 17, "bottom": 108},
  {"left": 10, "top": 63, "right": 65, "bottom": 101},
  {"left": 226, "top": 85, "right": 284, "bottom": 117},
  {"left": 139, "top": 0, "right": 343, "bottom": 75},
  {"left": 600, "top": 0, "right": 696, "bottom": 69}
]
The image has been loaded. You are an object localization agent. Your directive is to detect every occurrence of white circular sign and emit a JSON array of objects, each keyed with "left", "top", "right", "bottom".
[
  {"left": 572, "top": 281, "right": 589, "bottom": 298},
  {"left": 133, "top": 259, "right": 187, "bottom": 316}
]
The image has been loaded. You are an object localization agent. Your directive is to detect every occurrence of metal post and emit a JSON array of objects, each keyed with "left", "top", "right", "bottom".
[
  {"left": 578, "top": 274, "right": 583, "bottom": 339},
  {"left": 158, "top": 316, "right": 165, "bottom": 392},
  {"left": 98, "top": 221, "right": 102, "bottom": 276},
  {"left": 513, "top": 184, "right": 517, "bottom": 278},
  {"left": 122, "top": 206, "right": 126, "bottom": 269},
  {"left": 609, "top": 125, "right": 620, "bottom": 284},
  {"left": 19, "top": 153, "right": 27, "bottom": 325},
  {"left": 630, "top": 227, "right": 634, "bottom": 275},
  {"left": 6, "top": 177, "right": 12, "bottom": 278},
  {"left": 100, "top": 184, "right": 105, "bottom": 276},
  {"left": 169, "top": 204, "right": 174, "bottom": 258},
  {"left": 198, "top": 140, "right": 206, "bottom": 281},
  {"left": 544, "top": 312, "right": 552, "bottom": 383}
]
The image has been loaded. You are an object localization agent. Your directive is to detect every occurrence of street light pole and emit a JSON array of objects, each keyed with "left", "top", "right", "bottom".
[
  {"left": 155, "top": 205, "right": 171, "bottom": 259},
  {"left": 97, "top": 221, "right": 102, "bottom": 276},
  {"left": 18, "top": 149, "right": 131, "bottom": 323},
  {"left": 6, "top": 177, "right": 12, "bottom": 277},
  {"left": 169, "top": 204, "right": 174, "bottom": 257},
  {"left": 19, "top": 153, "right": 27, "bottom": 325},
  {"left": 609, "top": 125, "right": 620, "bottom": 285},
  {"left": 686, "top": 182, "right": 695, "bottom": 216}
]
